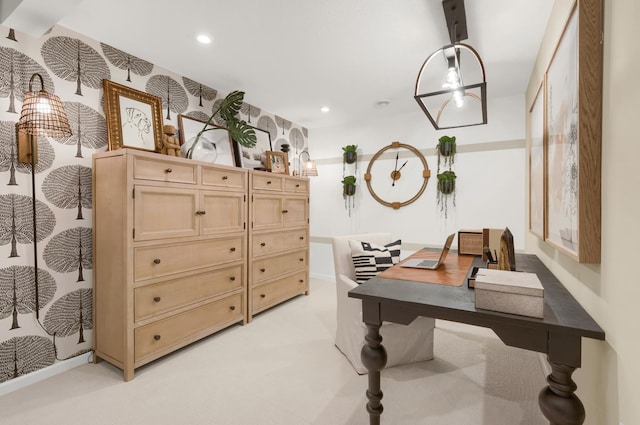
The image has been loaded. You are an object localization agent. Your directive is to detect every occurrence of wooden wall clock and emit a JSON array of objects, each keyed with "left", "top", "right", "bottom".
[{"left": 364, "top": 141, "right": 431, "bottom": 209}]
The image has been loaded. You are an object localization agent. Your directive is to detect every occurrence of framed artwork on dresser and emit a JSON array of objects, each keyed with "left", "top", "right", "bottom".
[
  {"left": 177, "top": 114, "right": 236, "bottom": 167},
  {"left": 235, "top": 126, "right": 272, "bottom": 169},
  {"left": 103, "top": 79, "right": 163, "bottom": 152}
]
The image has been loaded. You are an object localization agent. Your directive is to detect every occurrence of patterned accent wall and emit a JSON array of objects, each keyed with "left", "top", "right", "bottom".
[{"left": 0, "top": 24, "right": 308, "bottom": 384}]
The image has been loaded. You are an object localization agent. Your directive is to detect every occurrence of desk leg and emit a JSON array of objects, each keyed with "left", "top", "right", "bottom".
[
  {"left": 361, "top": 323, "right": 387, "bottom": 425},
  {"left": 539, "top": 332, "right": 585, "bottom": 425}
]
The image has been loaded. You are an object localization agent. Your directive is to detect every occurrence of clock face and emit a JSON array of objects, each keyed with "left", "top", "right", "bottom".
[{"left": 365, "top": 142, "right": 430, "bottom": 209}]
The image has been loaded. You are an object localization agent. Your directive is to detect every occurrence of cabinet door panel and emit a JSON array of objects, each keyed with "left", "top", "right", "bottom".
[
  {"left": 283, "top": 196, "right": 308, "bottom": 228},
  {"left": 251, "top": 194, "right": 283, "bottom": 230},
  {"left": 200, "top": 191, "right": 245, "bottom": 235},
  {"left": 134, "top": 186, "right": 198, "bottom": 241}
]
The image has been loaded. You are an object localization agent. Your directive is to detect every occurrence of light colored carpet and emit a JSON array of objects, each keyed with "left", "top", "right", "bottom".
[{"left": 0, "top": 278, "right": 547, "bottom": 425}]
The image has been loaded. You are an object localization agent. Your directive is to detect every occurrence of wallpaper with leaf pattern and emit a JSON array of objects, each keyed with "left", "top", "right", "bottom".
[{"left": 0, "top": 24, "right": 308, "bottom": 384}]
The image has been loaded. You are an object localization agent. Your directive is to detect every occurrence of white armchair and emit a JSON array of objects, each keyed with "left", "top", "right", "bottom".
[{"left": 331, "top": 233, "right": 435, "bottom": 374}]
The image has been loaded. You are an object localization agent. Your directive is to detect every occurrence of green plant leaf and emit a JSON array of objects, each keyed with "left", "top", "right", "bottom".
[
  {"left": 218, "top": 91, "right": 245, "bottom": 123},
  {"left": 227, "top": 118, "right": 257, "bottom": 148}
]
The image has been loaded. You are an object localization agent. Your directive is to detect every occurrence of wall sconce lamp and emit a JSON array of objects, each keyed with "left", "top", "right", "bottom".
[
  {"left": 298, "top": 150, "right": 318, "bottom": 177},
  {"left": 15, "top": 73, "right": 72, "bottom": 318},
  {"left": 414, "top": 0, "right": 487, "bottom": 130}
]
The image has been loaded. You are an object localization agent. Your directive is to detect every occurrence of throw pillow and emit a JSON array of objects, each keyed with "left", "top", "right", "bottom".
[{"left": 349, "top": 239, "right": 401, "bottom": 284}]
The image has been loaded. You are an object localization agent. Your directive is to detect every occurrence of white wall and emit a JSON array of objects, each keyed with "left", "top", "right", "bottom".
[
  {"left": 308, "top": 94, "right": 527, "bottom": 279},
  {"left": 524, "top": 1, "right": 640, "bottom": 424}
]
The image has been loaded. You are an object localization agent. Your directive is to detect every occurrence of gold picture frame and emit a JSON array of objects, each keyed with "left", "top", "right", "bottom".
[
  {"left": 266, "top": 151, "right": 289, "bottom": 174},
  {"left": 103, "top": 79, "right": 163, "bottom": 152}
]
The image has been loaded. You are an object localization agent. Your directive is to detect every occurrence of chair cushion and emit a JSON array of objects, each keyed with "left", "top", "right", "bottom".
[{"left": 349, "top": 239, "right": 401, "bottom": 284}]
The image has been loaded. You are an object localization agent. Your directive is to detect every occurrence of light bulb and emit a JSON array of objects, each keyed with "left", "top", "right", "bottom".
[
  {"left": 36, "top": 98, "right": 52, "bottom": 114},
  {"left": 453, "top": 91, "right": 464, "bottom": 108}
]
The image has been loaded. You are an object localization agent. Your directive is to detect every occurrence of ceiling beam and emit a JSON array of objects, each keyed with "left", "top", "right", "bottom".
[{"left": 442, "top": 0, "right": 468, "bottom": 44}]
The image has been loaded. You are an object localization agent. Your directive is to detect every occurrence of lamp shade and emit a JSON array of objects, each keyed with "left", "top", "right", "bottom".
[
  {"left": 414, "top": 43, "right": 487, "bottom": 130},
  {"left": 301, "top": 159, "right": 318, "bottom": 177},
  {"left": 16, "top": 73, "right": 72, "bottom": 137}
]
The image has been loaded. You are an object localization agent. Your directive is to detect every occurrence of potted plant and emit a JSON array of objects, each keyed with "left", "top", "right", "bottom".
[
  {"left": 436, "top": 135, "right": 456, "bottom": 172},
  {"left": 342, "top": 145, "right": 358, "bottom": 164},
  {"left": 342, "top": 175, "right": 357, "bottom": 197},
  {"left": 183, "top": 90, "right": 257, "bottom": 159},
  {"left": 437, "top": 170, "right": 456, "bottom": 218}
]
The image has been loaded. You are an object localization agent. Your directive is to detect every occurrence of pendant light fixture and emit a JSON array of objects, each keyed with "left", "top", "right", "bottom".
[{"left": 414, "top": 0, "right": 487, "bottom": 130}]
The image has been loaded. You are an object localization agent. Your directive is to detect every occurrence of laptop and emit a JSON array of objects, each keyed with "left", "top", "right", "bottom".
[{"left": 400, "top": 233, "right": 456, "bottom": 270}]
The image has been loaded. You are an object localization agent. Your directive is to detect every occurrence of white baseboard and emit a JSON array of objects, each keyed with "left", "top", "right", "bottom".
[{"left": 0, "top": 352, "right": 92, "bottom": 397}]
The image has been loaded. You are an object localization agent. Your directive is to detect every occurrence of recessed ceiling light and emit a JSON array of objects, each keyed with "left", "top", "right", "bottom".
[
  {"left": 320, "top": 106, "right": 330, "bottom": 113},
  {"left": 196, "top": 34, "right": 212, "bottom": 44}
]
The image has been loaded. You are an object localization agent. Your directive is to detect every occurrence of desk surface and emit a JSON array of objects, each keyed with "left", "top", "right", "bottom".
[{"left": 349, "top": 253, "right": 604, "bottom": 341}]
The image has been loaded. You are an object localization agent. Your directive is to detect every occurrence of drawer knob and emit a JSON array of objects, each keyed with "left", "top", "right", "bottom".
[
  {"left": 153, "top": 335, "right": 161, "bottom": 341},
  {"left": 222, "top": 175, "right": 229, "bottom": 180},
  {"left": 230, "top": 276, "right": 236, "bottom": 281},
  {"left": 299, "top": 236, "right": 304, "bottom": 240},
  {"left": 260, "top": 242, "right": 266, "bottom": 247},
  {"left": 260, "top": 294, "right": 266, "bottom": 299},
  {"left": 299, "top": 258, "right": 304, "bottom": 262},
  {"left": 282, "top": 210, "right": 288, "bottom": 214},
  {"left": 266, "top": 180, "right": 272, "bottom": 185},
  {"left": 153, "top": 258, "right": 161, "bottom": 265},
  {"left": 195, "top": 210, "right": 206, "bottom": 215},
  {"left": 153, "top": 296, "right": 161, "bottom": 303},
  {"left": 299, "top": 279, "right": 304, "bottom": 283},
  {"left": 230, "top": 305, "right": 236, "bottom": 311},
  {"left": 230, "top": 247, "right": 236, "bottom": 252},
  {"left": 296, "top": 184, "right": 300, "bottom": 188},
  {"left": 260, "top": 268, "right": 266, "bottom": 273},
  {"left": 165, "top": 168, "right": 172, "bottom": 173}
]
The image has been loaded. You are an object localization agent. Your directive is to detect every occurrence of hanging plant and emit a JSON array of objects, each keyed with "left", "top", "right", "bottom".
[
  {"left": 437, "top": 170, "right": 456, "bottom": 218},
  {"left": 436, "top": 135, "right": 456, "bottom": 173},
  {"left": 342, "top": 145, "right": 358, "bottom": 164},
  {"left": 341, "top": 175, "right": 356, "bottom": 216}
]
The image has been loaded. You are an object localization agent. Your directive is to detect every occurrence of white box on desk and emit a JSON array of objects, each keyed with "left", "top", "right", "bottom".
[{"left": 474, "top": 269, "right": 544, "bottom": 318}]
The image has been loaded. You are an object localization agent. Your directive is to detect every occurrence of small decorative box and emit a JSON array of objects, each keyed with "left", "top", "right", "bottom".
[
  {"left": 457, "top": 229, "right": 483, "bottom": 255},
  {"left": 474, "top": 269, "right": 544, "bottom": 318}
]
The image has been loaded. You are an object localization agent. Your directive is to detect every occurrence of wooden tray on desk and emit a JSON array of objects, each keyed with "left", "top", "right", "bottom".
[{"left": 378, "top": 250, "right": 474, "bottom": 287}]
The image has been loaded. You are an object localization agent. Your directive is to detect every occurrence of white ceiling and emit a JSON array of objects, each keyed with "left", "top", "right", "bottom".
[{"left": 4, "top": 0, "right": 554, "bottom": 130}]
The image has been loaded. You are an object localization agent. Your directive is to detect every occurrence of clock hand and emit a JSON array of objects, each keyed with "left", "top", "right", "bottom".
[
  {"left": 392, "top": 153, "right": 399, "bottom": 186},
  {"left": 397, "top": 160, "right": 408, "bottom": 172}
]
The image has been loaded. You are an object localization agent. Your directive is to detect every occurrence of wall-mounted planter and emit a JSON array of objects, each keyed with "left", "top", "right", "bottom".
[
  {"left": 437, "top": 171, "right": 456, "bottom": 218},
  {"left": 342, "top": 145, "right": 358, "bottom": 164},
  {"left": 436, "top": 135, "right": 456, "bottom": 172}
]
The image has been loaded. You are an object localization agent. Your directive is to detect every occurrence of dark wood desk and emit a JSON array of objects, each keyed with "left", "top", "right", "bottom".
[{"left": 348, "top": 254, "right": 605, "bottom": 425}]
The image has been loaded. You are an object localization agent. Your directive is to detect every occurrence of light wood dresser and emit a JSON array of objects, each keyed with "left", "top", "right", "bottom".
[
  {"left": 92, "top": 149, "right": 248, "bottom": 380},
  {"left": 248, "top": 172, "right": 309, "bottom": 321}
]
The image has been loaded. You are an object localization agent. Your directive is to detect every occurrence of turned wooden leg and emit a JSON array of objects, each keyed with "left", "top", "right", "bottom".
[
  {"left": 361, "top": 323, "right": 387, "bottom": 425},
  {"left": 539, "top": 359, "right": 585, "bottom": 425}
]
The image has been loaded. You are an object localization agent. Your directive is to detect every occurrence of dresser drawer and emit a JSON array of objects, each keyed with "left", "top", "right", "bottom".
[
  {"left": 135, "top": 237, "right": 244, "bottom": 281},
  {"left": 284, "top": 178, "right": 309, "bottom": 193},
  {"left": 135, "top": 293, "right": 243, "bottom": 362},
  {"left": 252, "top": 173, "right": 283, "bottom": 191},
  {"left": 202, "top": 166, "right": 246, "bottom": 190},
  {"left": 252, "top": 229, "right": 307, "bottom": 257},
  {"left": 133, "top": 156, "right": 197, "bottom": 184},
  {"left": 252, "top": 271, "right": 307, "bottom": 313},
  {"left": 134, "top": 265, "right": 244, "bottom": 321},
  {"left": 251, "top": 249, "right": 307, "bottom": 285}
]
